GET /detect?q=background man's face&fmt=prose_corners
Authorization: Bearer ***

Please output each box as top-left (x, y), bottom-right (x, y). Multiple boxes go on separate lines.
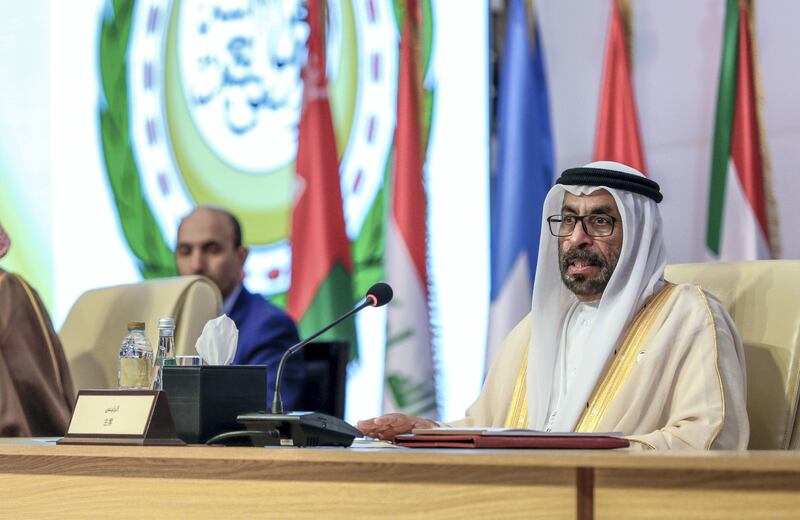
top-left (175, 208), bottom-right (247, 299)
top-left (557, 190), bottom-right (624, 301)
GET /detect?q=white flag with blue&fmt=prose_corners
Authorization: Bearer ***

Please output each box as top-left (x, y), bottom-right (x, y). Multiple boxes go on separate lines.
top-left (487, 0), bottom-right (554, 367)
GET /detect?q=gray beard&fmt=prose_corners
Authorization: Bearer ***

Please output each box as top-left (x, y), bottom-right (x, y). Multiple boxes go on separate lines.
top-left (558, 247), bottom-right (619, 297)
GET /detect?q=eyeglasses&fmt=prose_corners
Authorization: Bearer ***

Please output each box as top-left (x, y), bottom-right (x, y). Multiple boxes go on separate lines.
top-left (547, 214), bottom-right (618, 237)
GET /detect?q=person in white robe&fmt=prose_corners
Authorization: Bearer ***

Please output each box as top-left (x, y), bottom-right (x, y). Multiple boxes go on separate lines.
top-left (358, 161), bottom-right (749, 450)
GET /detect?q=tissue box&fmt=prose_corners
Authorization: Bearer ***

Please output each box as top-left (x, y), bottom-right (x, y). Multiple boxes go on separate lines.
top-left (162, 365), bottom-right (268, 444)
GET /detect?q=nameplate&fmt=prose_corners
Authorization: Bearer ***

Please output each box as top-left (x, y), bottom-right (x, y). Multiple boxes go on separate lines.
top-left (58, 390), bottom-right (185, 446)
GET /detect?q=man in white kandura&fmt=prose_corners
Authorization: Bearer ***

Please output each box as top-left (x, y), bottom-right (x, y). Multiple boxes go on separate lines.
top-left (358, 161), bottom-right (749, 450)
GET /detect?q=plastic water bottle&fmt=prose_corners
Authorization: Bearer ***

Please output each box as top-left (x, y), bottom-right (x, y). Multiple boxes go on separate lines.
top-left (118, 321), bottom-right (153, 389)
top-left (152, 317), bottom-right (176, 391)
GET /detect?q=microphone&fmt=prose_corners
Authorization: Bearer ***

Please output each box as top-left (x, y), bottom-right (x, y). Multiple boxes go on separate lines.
top-left (272, 281), bottom-right (392, 414)
top-left (235, 282), bottom-right (393, 447)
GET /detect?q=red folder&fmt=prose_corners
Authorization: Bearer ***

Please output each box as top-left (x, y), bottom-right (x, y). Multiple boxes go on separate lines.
top-left (393, 433), bottom-right (629, 449)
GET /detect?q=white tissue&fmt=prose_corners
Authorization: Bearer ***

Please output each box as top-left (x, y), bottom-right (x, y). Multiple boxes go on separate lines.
top-left (194, 315), bottom-right (239, 365)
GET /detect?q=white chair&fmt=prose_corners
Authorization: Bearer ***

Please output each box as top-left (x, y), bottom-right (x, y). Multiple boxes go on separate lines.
top-left (665, 260), bottom-right (800, 449)
top-left (59, 275), bottom-right (221, 392)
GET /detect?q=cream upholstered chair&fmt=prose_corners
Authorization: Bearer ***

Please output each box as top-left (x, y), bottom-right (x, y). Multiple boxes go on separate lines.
top-left (665, 260), bottom-right (800, 449)
top-left (59, 275), bottom-right (221, 393)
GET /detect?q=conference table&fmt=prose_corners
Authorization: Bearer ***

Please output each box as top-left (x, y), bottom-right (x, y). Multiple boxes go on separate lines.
top-left (1, 440), bottom-right (800, 519)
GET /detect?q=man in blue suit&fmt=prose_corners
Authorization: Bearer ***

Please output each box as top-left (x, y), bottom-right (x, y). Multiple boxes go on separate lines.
top-left (176, 206), bottom-right (304, 409)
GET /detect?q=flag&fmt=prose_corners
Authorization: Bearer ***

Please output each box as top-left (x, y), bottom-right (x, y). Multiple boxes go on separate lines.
top-left (287, 0), bottom-right (356, 352)
top-left (382, 0), bottom-right (437, 418)
top-left (486, 0), bottom-right (553, 367)
top-left (706, 0), bottom-right (779, 260)
top-left (594, 0), bottom-right (646, 173)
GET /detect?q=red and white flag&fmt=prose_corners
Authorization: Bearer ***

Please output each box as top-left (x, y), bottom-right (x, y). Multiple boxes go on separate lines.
top-left (382, 0), bottom-right (437, 418)
top-left (594, 0), bottom-right (647, 173)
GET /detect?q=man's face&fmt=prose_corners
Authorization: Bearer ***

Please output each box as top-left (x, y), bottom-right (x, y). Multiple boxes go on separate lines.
top-left (557, 190), bottom-right (623, 301)
top-left (175, 208), bottom-right (247, 299)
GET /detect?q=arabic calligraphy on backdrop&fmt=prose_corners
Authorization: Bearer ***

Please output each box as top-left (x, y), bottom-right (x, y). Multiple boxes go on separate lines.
top-left (180, 0), bottom-right (309, 171)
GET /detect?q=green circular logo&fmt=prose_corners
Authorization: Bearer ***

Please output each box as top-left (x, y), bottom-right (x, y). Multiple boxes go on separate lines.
top-left (105, 0), bottom-right (400, 292)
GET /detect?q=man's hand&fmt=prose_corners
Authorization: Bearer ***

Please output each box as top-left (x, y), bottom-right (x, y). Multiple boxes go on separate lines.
top-left (356, 413), bottom-right (438, 440)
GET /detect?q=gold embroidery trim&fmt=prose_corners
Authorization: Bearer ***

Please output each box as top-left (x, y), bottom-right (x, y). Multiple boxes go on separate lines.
top-left (15, 274), bottom-right (64, 392)
top-left (626, 437), bottom-right (656, 450)
top-left (503, 348), bottom-right (529, 428)
top-left (695, 286), bottom-right (725, 449)
top-left (575, 283), bottom-right (677, 432)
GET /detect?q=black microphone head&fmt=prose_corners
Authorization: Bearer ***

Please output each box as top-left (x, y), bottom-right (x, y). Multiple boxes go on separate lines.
top-left (366, 282), bottom-right (393, 307)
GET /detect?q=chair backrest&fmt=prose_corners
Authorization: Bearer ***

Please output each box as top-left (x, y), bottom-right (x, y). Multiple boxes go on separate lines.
top-left (665, 260), bottom-right (800, 449)
top-left (296, 341), bottom-right (348, 419)
top-left (59, 275), bottom-right (221, 393)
